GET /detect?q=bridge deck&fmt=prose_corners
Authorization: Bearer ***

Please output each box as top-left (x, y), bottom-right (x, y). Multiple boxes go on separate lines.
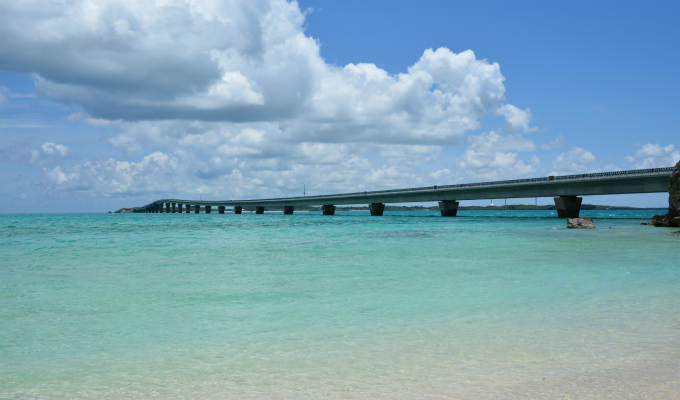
top-left (142, 167), bottom-right (673, 210)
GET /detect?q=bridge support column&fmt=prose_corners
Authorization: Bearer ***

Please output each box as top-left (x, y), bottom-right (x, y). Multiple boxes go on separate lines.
top-left (554, 196), bottom-right (582, 218)
top-left (438, 200), bottom-right (459, 217)
top-left (172, 203), bottom-right (177, 213)
top-left (234, 206), bottom-right (242, 214)
top-left (218, 206), bottom-right (225, 214)
top-left (165, 202), bottom-right (171, 213)
top-left (194, 205), bottom-right (200, 214)
top-left (369, 203), bottom-right (385, 216)
top-left (283, 206), bottom-right (294, 215)
top-left (177, 204), bottom-right (183, 213)
top-left (322, 205), bottom-right (336, 215)
top-left (205, 205), bottom-right (211, 214)
top-left (186, 204), bottom-right (191, 213)
top-left (256, 206), bottom-right (265, 214)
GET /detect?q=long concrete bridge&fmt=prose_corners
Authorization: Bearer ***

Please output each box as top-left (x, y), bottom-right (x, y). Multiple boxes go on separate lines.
top-left (133, 167), bottom-right (674, 218)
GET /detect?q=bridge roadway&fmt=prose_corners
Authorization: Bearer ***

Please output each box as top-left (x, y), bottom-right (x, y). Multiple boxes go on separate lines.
top-left (138, 167), bottom-right (674, 218)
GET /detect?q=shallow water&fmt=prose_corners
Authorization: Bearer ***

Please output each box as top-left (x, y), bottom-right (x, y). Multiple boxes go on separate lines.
top-left (1, 210), bottom-right (679, 399)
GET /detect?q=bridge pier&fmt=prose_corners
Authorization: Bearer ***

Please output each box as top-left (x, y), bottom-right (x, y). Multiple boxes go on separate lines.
top-left (186, 204), bottom-right (191, 213)
top-left (369, 203), bottom-right (385, 216)
top-left (205, 205), bottom-right (211, 214)
top-left (283, 206), bottom-right (294, 215)
top-left (554, 196), bottom-right (582, 218)
top-left (256, 206), bottom-right (265, 214)
top-left (171, 203), bottom-right (177, 213)
top-left (165, 202), bottom-right (170, 213)
top-left (218, 206), bottom-right (225, 214)
top-left (322, 204), bottom-right (336, 215)
top-left (194, 205), bottom-right (200, 214)
top-left (177, 203), bottom-right (183, 213)
top-left (438, 200), bottom-right (459, 217)
top-left (234, 206), bottom-right (242, 214)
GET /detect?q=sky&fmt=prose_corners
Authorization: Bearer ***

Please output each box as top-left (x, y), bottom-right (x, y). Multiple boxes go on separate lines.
top-left (0, 0), bottom-right (678, 212)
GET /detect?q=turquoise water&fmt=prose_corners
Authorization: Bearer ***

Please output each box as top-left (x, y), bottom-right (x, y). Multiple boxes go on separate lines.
top-left (1, 210), bottom-right (679, 399)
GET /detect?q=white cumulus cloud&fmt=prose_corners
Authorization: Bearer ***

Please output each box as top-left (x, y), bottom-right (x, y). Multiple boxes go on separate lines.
top-left (551, 147), bottom-right (596, 174)
top-left (1, 0), bottom-right (542, 201)
top-left (625, 143), bottom-right (679, 168)
top-left (41, 142), bottom-right (69, 157)
top-left (456, 131), bottom-right (538, 179)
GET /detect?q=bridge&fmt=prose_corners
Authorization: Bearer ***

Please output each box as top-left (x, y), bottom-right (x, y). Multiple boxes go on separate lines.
top-left (132, 167), bottom-right (674, 218)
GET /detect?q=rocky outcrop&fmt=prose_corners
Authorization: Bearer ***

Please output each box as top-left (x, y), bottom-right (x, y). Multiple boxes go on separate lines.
top-left (650, 160), bottom-right (680, 227)
top-left (567, 217), bottom-right (595, 229)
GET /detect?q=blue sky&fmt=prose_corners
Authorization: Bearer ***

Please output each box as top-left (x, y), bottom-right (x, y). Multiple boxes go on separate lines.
top-left (0, 0), bottom-right (678, 212)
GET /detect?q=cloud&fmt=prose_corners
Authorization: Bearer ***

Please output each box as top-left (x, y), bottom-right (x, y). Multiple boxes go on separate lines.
top-left (44, 166), bottom-right (79, 185)
top-left (3, 0), bottom-right (541, 201)
top-left (625, 143), bottom-right (679, 168)
top-left (498, 104), bottom-right (535, 132)
top-left (41, 142), bottom-right (69, 157)
top-left (379, 145), bottom-right (442, 166)
top-left (27, 142), bottom-right (70, 164)
top-left (429, 168), bottom-right (451, 180)
top-left (0, 86), bottom-right (8, 109)
top-left (540, 134), bottom-right (564, 150)
top-left (0, 2), bottom-right (529, 141)
top-left (551, 147), bottom-right (596, 174)
top-left (455, 131), bottom-right (538, 179)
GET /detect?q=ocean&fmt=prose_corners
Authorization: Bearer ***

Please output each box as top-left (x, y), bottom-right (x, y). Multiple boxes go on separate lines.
top-left (1, 210), bottom-right (679, 399)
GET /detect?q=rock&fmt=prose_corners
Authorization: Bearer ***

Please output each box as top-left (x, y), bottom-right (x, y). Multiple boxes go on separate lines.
top-left (650, 160), bottom-right (680, 227)
top-left (567, 217), bottom-right (595, 229)
top-left (640, 221), bottom-right (652, 225)
top-left (651, 214), bottom-right (670, 227)
top-left (670, 161), bottom-right (680, 219)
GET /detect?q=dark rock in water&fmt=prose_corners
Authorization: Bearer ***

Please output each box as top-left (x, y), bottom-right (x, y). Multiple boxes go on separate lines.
top-left (651, 214), bottom-right (671, 227)
top-left (649, 160), bottom-right (680, 227)
top-left (670, 161), bottom-right (680, 219)
top-left (640, 221), bottom-right (652, 225)
top-left (567, 217), bottom-right (595, 229)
